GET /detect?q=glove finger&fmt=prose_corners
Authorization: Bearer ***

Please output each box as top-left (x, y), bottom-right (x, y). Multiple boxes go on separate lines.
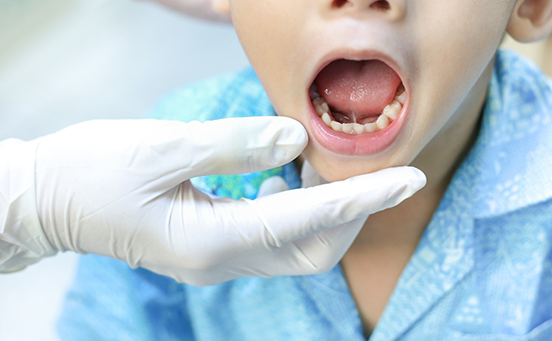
top-left (143, 116), bottom-right (307, 185)
top-left (244, 166), bottom-right (426, 247)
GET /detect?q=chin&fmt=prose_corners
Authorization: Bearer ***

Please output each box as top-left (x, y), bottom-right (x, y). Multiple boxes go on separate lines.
top-left (302, 144), bottom-right (408, 182)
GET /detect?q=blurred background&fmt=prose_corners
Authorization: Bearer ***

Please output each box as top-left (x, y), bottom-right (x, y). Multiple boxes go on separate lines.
top-left (502, 35), bottom-right (552, 76)
top-left (0, 1), bottom-right (550, 340)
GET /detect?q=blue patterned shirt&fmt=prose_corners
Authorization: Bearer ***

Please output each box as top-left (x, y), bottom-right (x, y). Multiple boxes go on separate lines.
top-left (58, 50), bottom-right (552, 341)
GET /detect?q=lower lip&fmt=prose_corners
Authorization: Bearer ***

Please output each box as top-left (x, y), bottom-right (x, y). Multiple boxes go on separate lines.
top-left (308, 101), bottom-right (408, 156)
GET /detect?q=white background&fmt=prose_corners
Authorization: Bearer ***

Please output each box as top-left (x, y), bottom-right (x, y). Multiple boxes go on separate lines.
top-left (0, 0), bottom-right (248, 340)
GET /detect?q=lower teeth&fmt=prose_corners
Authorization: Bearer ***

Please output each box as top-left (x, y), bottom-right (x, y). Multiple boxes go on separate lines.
top-left (311, 86), bottom-right (405, 134)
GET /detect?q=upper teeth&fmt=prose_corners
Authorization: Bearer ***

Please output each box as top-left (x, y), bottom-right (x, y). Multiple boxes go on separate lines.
top-left (311, 85), bottom-right (405, 134)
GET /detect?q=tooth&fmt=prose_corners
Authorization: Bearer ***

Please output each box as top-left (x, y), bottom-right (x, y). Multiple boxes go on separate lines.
top-left (315, 102), bottom-right (329, 116)
top-left (364, 122), bottom-right (376, 133)
top-left (353, 123), bottom-right (365, 134)
top-left (313, 97), bottom-right (329, 116)
top-left (342, 123), bottom-right (354, 134)
top-left (313, 96), bottom-right (324, 107)
top-left (330, 121), bottom-right (342, 132)
top-left (376, 115), bottom-right (389, 130)
top-left (315, 105), bottom-right (325, 116)
top-left (396, 92), bottom-right (405, 105)
top-left (321, 112), bottom-right (332, 126)
top-left (383, 100), bottom-right (401, 120)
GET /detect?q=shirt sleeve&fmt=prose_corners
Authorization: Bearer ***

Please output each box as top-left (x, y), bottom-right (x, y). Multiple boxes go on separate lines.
top-left (0, 138), bottom-right (56, 272)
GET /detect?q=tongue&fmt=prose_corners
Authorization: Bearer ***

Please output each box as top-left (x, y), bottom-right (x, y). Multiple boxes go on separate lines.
top-left (316, 59), bottom-right (401, 117)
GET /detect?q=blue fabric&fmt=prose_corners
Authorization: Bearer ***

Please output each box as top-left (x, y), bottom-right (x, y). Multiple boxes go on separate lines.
top-left (58, 50), bottom-right (552, 341)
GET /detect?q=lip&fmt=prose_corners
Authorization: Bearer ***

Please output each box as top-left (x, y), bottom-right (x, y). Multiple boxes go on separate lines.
top-left (306, 49), bottom-right (410, 156)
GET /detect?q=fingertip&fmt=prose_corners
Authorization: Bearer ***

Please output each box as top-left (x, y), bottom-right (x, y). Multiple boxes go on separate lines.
top-left (176, 116), bottom-right (309, 177)
top-left (404, 166), bottom-right (427, 191)
top-left (269, 117), bottom-right (308, 166)
top-left (275, 117), bottom-right (308, 147)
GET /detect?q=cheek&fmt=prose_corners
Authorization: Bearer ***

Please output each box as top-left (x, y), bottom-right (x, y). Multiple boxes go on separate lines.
top-left (409, 4), bottom-right (507, 135)
top-left (232, 2), bottom-right (299, 85)
top-left (232, 0), bottom-right (315, 123)
top-left (231, 2), bottom-right (283, 75)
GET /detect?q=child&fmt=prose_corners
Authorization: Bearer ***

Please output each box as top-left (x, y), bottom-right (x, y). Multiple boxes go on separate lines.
top-left (57, 0), bottom-right (552, 339)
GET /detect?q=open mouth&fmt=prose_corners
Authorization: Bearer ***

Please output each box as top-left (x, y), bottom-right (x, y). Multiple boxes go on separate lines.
top-left (308, 58), bottom-right (408, 155)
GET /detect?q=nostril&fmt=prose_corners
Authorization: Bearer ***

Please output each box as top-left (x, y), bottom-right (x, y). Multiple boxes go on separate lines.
top-left (333, 0), bottom-right (391, 11)
top-left (370, 0), bottom-right (391, 11)
top-left (332, 0), bottom-right (349, 8)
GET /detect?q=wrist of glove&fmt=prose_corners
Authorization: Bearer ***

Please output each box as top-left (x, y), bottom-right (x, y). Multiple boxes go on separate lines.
top-left (0, 138), bottom-right (56, 272)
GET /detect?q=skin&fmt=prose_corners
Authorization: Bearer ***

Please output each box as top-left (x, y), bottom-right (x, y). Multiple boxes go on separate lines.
top-left (215, 0), bottom-right (552, 335)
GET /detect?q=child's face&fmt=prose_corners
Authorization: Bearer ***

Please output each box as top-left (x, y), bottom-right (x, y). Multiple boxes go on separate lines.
top-left (229, 0), bottom-right (517, 181)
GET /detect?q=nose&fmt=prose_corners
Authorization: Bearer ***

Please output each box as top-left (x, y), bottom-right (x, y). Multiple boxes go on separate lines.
top-left (330, 0), bottom-right (406, 21)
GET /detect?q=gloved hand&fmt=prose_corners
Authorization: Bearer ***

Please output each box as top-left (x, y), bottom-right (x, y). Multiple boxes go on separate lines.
top-left (0, 117), bottom-right (425, 286)
top-left (145, 0), bottom-right (232, 23)
top-left (254, 159), bottom-right (368, 280)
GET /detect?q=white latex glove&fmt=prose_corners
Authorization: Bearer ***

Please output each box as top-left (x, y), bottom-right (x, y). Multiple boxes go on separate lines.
top-left (143, 0), bottom-right (232, 23)
top-left (253, 161), bottom-right (366, 278)
top-left (0, 117), bottom-right (425, 286)
top-left (253, 159), bottom-right (384, 279)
